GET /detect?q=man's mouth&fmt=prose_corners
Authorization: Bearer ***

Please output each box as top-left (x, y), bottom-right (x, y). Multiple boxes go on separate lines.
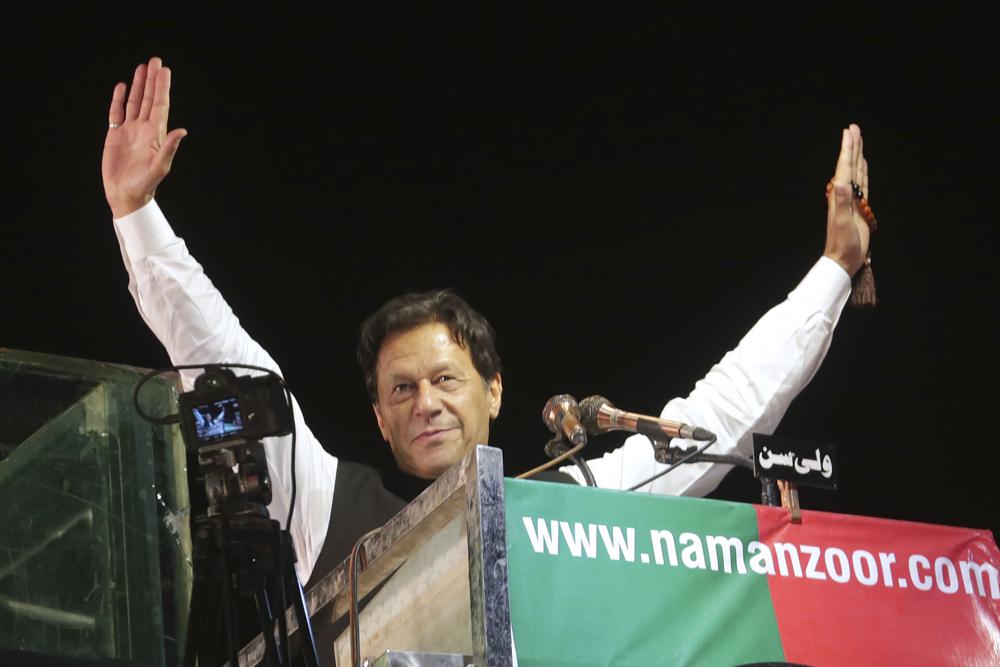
top-left (412, 427), bottom-right (457, 446)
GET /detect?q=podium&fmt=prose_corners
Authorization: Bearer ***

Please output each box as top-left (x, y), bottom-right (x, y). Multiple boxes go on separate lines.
top-left (253, 444), bottom-right (1000, 667)
top-left (239, 445), bottom-right (514, 667)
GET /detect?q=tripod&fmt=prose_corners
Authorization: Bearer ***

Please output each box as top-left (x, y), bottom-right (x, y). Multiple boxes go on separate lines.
top-left (183, 441), bottom-right (319, 667)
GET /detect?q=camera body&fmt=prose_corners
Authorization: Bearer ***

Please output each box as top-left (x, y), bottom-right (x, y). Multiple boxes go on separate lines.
top-left (177, 367), bottom-right (293, 450)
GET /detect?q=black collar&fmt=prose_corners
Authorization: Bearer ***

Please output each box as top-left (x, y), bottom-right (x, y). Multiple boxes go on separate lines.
top-left (380, 465), bottom-right (434, 502)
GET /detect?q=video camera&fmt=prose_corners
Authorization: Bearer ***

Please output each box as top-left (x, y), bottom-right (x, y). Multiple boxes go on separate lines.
top-left (177, 366), bottom-right (293, 450)
top-left (174, 366), bottom-right (294, 515)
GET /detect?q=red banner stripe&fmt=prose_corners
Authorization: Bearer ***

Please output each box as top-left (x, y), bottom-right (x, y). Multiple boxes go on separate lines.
top-left (754, 506), bottom-right (1000, 666)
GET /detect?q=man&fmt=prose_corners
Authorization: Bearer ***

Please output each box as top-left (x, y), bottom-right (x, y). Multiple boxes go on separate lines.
top-left (104, 56), bottom-right (869, 591)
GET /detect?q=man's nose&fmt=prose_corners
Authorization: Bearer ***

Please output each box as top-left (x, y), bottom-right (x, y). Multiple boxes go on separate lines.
top-left (413, 380), bottom-right (442, 415)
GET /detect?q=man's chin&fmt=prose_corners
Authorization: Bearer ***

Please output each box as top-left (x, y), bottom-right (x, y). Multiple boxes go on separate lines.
top-left (403, 443), bottom-right (470, 480)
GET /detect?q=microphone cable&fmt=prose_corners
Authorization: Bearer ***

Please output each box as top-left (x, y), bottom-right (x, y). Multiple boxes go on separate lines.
top-left (627, 435), bottom-right (718, 492)
top-left (515, 441), bottom-right (587, 479)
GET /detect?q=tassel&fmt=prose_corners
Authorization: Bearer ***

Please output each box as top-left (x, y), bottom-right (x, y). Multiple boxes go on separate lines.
top-left (849, 253), bottom-right (877, 308)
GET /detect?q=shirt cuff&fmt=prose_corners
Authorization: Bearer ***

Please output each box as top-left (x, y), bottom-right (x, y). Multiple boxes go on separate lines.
top-left (113, 199), bottom-right (178, 260)
top-left (788, 256), bottom-right (852, 320)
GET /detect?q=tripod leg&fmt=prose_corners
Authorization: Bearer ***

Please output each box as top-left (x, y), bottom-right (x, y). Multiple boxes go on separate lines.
top-left (273, 569), bottom-right (292, 666)
top-left (186, 527), bottom-right (226, 667)
top-left (282, 534), bottom-right (320, 667)
top-left (254, 588), bottom-right (283, 666)
top-left (214, 521), bottom-right (242, 667)
top-left (183, 556), bottom-right (209, 667)
top-left (287, 572), bottom-right (320, 667)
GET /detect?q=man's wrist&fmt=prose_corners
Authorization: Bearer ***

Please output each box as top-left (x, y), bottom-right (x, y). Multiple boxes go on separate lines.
top-left (109, 195), bottom-right (152, 221)
top-left (791, 256), bottom-right (853, 318)
top-left (113, 199), bottom-right (175, 260)
top-left (821, 243), bottom-right (866, 277)
top-left (822, 252), bottom-right (854, 277)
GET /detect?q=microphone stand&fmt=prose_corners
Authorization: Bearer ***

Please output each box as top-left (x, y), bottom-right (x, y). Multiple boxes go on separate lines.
top-left (650, 438), bottom-right (780, 506)
top-left (545, 436), bottom-right (597, 487)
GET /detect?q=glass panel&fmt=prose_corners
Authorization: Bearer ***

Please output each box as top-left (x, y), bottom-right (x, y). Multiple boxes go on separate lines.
top-left (0, 348), bottom-right (191, 667)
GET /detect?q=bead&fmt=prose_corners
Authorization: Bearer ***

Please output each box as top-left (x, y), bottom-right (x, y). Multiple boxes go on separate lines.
top-left (826, 181), bottom-right (877, 230)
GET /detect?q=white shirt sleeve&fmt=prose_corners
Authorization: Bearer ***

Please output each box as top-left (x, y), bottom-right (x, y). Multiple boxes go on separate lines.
top-left (563, 257), bottom-right (851, 496)
top-left (113, 200), bottom-right (336, 582)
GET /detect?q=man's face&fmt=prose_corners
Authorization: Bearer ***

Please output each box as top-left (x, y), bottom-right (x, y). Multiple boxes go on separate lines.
top-left (372, 322), bottom-right (502, 479)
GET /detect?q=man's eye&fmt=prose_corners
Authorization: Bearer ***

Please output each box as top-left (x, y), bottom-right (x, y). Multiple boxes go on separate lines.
top-left (435, 375), bottom-right (459, 387)
top-left (392, 383), bottom-right (413, 394)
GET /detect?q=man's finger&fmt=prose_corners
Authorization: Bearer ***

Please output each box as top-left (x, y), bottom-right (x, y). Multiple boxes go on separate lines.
top-left (832, 128), bottom-right (853, 186)
top-left (831, 181), bottom-right (853, 219)
top-left (152, 128), bottom-right (188, 179)
top-left (124, 63), bottom-right (145, 120)
top-left (108, 82), bottom-right (127, 127)
top-left (139, 57), bottom-right (162, 121)
top-left (860, 157), bottom-right (870, 200)
top-left (150, 67), bottom-right (172, 128)
top-left (851, 124), bottom-right (863, 185)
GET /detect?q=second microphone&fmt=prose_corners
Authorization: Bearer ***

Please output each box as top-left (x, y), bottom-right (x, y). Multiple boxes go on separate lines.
top-left (578, 395), bottom-right (716, 442)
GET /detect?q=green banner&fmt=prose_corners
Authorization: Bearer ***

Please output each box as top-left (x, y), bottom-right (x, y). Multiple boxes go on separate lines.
top-left (505, 479), bottom-right (784, 666)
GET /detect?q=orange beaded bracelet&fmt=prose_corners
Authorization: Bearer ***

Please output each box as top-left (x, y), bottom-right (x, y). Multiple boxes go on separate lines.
top-left (826, 180), bottom-right (878, 308)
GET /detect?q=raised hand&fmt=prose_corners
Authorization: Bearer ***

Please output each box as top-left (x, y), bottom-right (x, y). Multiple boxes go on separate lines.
top-left (102, 57), bottom-right (187, 219)
top-left (823, 123), bottom-right (872, 278)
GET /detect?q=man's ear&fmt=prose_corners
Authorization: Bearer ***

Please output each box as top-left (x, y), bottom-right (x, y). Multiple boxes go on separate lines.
top-left (487, 373), bottom-right (503, 420)
top-left (372, 402), bottom-right (390, 442)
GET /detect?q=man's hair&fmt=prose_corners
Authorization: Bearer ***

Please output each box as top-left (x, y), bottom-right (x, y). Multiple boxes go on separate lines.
top-left (357, 289), bottom-right (502, 403)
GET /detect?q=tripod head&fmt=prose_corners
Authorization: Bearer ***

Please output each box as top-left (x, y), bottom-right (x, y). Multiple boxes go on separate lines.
top-left (198, 438), bottom-right (273, 517)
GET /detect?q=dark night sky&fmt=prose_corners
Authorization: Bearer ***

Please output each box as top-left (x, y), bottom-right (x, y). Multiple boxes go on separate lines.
top-left (4, 6), bottom-right (997, 538)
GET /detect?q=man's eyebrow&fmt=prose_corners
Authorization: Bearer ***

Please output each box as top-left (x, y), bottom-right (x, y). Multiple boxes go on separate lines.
top-left (381, 369), bottom-right (413, 383)
top-left (383, 361), bottom-right (463, 381)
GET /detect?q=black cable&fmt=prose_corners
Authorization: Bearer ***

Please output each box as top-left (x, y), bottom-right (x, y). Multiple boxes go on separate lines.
top-left (283, 385), bottom-right (299, 536)
top-left (568, 453), bottom-right (598, 487)
top-left (275, 541), bottom-right (292, 667)
top-left (653, 441), bottom-right (753, 470)
top-left (132, 363), bottom-right (200, 424)
top-left (626, 436), bottom-right (718, 492)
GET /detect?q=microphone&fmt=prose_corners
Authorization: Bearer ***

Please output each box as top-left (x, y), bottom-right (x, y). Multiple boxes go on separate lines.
top-left (542, 394), bottom-right (587, 446)
top-left (578, 395), bottom-right (716, 442)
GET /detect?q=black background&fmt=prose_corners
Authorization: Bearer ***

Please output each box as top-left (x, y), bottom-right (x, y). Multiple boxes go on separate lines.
top-left (4, 5), bottom-right (997, 538)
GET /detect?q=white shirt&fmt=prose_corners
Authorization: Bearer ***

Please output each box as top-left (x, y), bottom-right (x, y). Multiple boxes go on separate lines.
top-left (114, 199), bottom-right (851, 582)
top-left (564, 254), bottom-right (850, 495)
